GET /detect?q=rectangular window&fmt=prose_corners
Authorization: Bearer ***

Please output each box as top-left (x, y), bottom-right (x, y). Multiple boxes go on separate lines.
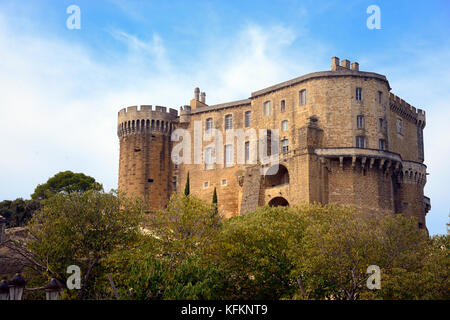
top-left (225, 114), bottom-right (233, 130)
top-left (378, 118), bottom-right (383, 130)
top-left (397, 118), bottom-right (403, 134)
top-left (266, 130), bottom-right (272, 156)
top-left (402, 202), bottom-right (408, 212)
top-left (205, 118), bottom-right (213, 131)
top-left (357, 115), bottom-right (364, 129)
top-left (204, 181), bottom-right (209, 188)
top-left (281, 120), bottom-right (289, 131)
top-left (221, 179), bottom-right (227, 186)
top-left (205, 147), bottom-right (214, 170)
top-left (282, 139), bottom-right (289, 153)
top-left (225, 144), bottom-right (233, 167)
top-left (264, 101), bottom-right (271, 116)
top-left (356, 87), bottom-right (362, 101)
top-left (245, 141), bottom-right (250, 162)
top-left (280, 100), bottom-right (286, 112)
top-left (299, 90), bottom-right (307, 105)
top-left (379, 139), bottom-right (386, 150)
top-left (356, 136), bottom-right (365, 148)
top-left (378, 91), bottom-right (382, 104)
top-left (244, 111), bottom-right (251, 127)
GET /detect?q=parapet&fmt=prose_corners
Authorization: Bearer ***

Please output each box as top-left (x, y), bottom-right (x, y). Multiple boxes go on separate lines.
top-left (118, 105), bottom-right (178, 123)
top-left (117, 105), bottom-right (179, 138)
top-left (389, 93), bottom-right (426, 126)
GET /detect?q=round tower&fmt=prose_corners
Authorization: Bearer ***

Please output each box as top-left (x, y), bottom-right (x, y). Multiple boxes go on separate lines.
top-left (117, 105), bottom-right (178, 210)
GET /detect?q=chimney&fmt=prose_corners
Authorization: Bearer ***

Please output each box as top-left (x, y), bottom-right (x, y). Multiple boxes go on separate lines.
top-left (331, 57), bottom-right (340, 71)
top-left (341, 59), bottom-right (350, 69)
top-left (351, 62), bottom-right (359, 71)
top-left (194, 87), bottom-right (200, 101)
top-left (200, 92), bottom-right (206, 104)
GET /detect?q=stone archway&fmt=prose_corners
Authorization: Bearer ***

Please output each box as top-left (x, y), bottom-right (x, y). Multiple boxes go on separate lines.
top-left (268, 197), bottom-right (289, 207)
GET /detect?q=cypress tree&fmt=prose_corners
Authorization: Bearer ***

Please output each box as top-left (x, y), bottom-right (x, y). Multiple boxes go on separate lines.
top-left (184, 172), bottom-right (190, 196)
top-left (212, 187), bottom-right (218, 216)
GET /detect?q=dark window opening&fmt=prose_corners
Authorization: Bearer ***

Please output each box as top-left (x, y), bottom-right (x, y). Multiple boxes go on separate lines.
top-left (148, 179), bottom-right (154, 183)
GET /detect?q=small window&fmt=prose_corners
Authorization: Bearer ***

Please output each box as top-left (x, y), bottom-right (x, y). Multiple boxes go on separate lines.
top-left (356, 87), bottom-right (362, 101)
top-left (402, 202), bottom-right (408, 212)
top-left (225, 144), bottom-right (233, 167)
top-left (356, 115), bottom-right (365, 129)
top-left (225, 114), bottom-right (233, 130)
top-left (281, 139), bottom-right (289, 153)
top-left (299, 90), bottom-right (307, 106)
top-left (281, 120), bottom-right (289, 132)
top-left (378, 118), bottom-right (383, 130)
top-left (244, 111), bottom-right (251, 127)
top-left (280, 100), bottom-right (286, 113)
top-left (397, 119), bottom-right (403, 134)
top-left (264, 101), bottom-right (271, 116)
top-left (174, 163), bottom-right (179, 170)
top-left (245, 141), bottom-right (250, 162)
top-left (221, 179), bottom-right (227, 186)
top-left (205, 118), bottom-right (213, 131)
top-left (204, 181), bottom-right (209, 188)
top-left (148, 179), bottom-right (154, 183)
top-left (379, 139), bottom-right (386, 150)
top-left (378, 91), bottom-right (382, 104)
top-left (356, 136), bottom-right (365, 148)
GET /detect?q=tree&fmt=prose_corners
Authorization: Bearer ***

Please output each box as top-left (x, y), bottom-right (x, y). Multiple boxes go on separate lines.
top-left (0, 198), bottom-right (41, 227)
top-left (148, 193), bottom-right (222, 262)
top-left (31, 171), bottom-right (103, 200)
top-left (24, 190), bottom-right (146, 299)
top-left (102, 193), bottom-right (223, 299)
top-left (184, 172), bottom-right (190, 196)
top-left (293, 207), bottom-right (430, 300)
top-left (212, 187), bottom-right (218, 217)
top-left (206, 205), bottom-right (307, 299)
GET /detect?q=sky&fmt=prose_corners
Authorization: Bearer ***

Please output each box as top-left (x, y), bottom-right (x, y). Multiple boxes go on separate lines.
top-left (0, 0), bottom-right (449, 235)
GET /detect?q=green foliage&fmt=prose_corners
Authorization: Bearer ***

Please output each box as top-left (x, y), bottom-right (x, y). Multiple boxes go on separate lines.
top-left (207, 205), bottom-right (307, 299)
top-left (102, 193), bottom-right (223, 299)
top-left (25, 190), bottom-right (146, 299)
top-left (31, 170), bottom-right (103, 200)
top-left (104, 239), bottom-right (222, 300)
top-left (294, 207), bottom-right (429, 300)
top-left (0, 198), bottom-right (41, 227)
top-left (184, 172), bottom-right (190, 196)
top-left (18, 191), bottom-right (449, 300)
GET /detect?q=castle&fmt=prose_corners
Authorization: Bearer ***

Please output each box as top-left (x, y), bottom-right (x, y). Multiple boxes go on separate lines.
top-left (117, 57), bottom-right (431, 230)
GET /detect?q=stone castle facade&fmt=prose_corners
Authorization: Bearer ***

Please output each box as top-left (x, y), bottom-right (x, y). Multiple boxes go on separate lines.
top-left (117, 57), bottom-right (431, 229)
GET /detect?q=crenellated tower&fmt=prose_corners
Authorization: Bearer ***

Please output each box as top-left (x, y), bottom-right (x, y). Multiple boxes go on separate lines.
top-left (117, 105), bottom-right (178, 210)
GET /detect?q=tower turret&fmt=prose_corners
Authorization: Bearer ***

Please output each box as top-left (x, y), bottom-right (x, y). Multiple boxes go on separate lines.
top-left (117, 105), bottom-right (178, 211)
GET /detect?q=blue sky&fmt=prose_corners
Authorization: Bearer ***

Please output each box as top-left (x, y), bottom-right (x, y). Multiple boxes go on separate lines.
top-left (0, 0), bottom-right (449, 235)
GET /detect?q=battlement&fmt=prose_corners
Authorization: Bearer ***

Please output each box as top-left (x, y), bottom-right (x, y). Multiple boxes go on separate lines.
top-left (389, 93), bottom-right (426, 125)
top-left (118, 105), bottom-right (178, 119)
top-left (117, 105), bottom-right (178, 138)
